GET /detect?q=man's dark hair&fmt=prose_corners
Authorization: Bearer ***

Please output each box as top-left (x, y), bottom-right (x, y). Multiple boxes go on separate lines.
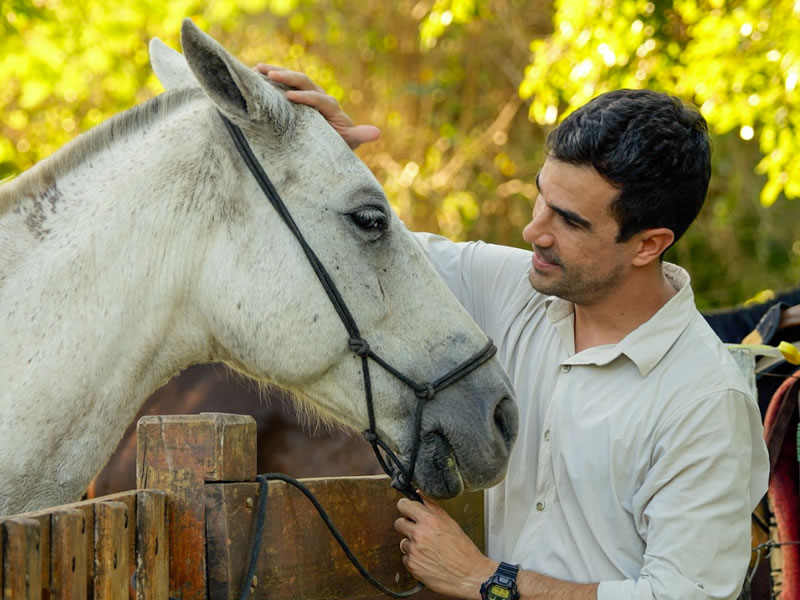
top-left (546, 89), bottom-right (711, 248)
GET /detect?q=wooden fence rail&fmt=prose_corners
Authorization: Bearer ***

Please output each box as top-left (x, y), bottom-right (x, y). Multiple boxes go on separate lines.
top-left (1, 413), bottom-right (483, 599)
top-left (0, 489), bottom-right (168, 599)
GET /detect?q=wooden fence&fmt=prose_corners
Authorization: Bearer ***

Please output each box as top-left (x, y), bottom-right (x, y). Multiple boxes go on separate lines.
top-left (1, 413), bottom-right (484, 599)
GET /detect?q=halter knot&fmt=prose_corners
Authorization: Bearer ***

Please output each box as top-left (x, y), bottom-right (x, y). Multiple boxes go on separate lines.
top-left (362, 431), bottom-right (378, 443)
top-left (415, 383), bottom-right (436, 400)
top-left (391, 471), bottom-right (409, 490)
top-left (348, 337), bottom-right (371, 357)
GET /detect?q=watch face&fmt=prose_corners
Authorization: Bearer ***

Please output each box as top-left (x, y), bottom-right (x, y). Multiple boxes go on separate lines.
top-left (487, 583), bottom-right (511, 599)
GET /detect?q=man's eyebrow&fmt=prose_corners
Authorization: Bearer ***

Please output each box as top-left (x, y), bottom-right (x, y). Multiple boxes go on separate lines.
top-left (536, 170), bottom-right (593, 231)
top-left (551, 204), bottom-right (593, 231)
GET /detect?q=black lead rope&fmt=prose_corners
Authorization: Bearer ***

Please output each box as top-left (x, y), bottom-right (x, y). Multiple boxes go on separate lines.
top-left (218, 112), bottom-right (497, 598)
top-left (238, 474), bottom-right (423, 600)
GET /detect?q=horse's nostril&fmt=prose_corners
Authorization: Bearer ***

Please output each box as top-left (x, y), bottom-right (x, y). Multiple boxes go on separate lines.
top-left (494, 397), bottom-right (514, 446)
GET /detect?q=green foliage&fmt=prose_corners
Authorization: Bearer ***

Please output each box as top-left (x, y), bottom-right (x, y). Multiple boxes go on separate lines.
top-left (519, 0), bottom-right (800, 210)
top-left (420, 0), bottom-right (800, 308)
top-left (1, 0), bottom-right (799, 308)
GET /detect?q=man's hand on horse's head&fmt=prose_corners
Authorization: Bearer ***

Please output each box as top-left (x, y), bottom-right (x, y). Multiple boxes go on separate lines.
top-left (255, 63), bottom-right (381, 150)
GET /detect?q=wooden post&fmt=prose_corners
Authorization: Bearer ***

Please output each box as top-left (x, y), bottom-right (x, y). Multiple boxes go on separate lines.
top-left (136, 413), bottom-right (256, 600)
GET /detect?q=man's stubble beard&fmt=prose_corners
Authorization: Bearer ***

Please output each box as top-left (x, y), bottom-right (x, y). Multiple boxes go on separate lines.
top-left (528, 260), bottom-right (627, 306)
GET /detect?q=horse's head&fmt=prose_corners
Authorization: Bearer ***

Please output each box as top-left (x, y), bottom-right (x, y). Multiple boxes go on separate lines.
top-left (149, 20), bottom-right (518, 498)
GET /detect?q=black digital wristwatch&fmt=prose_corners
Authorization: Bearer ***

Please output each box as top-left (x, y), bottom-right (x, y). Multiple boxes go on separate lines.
top-left (480, 561), bottom-right (520, 600)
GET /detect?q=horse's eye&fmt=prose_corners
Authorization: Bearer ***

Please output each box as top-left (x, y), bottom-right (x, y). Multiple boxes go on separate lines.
top-left (349, 207), bottom-right (388, 231)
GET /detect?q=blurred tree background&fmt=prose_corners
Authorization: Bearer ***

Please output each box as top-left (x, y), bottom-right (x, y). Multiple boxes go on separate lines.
top-left (2, 0), bottom-right (799, 309)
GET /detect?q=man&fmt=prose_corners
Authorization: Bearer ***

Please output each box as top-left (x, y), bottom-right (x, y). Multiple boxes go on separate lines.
top-left (257, 65), bottom-right (769, 600)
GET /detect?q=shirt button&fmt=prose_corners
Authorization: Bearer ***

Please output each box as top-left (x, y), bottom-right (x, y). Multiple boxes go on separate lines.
top-left (560, 364), bottom-right (571, 373)
top-left (536, 501), bottom-right (545, 511)
top-left (544, 429), bottom-right (551, 442)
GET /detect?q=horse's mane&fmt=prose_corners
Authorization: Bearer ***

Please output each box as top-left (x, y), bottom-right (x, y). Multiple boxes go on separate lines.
top-left (0, 87), bottom-right (206, 213)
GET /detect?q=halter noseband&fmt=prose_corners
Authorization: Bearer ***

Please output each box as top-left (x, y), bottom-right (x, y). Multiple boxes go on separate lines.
top-left (219, 112), bottom-right (497, 500)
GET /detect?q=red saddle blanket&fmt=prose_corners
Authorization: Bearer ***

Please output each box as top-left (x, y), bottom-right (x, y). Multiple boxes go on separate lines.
top-left (762, 368), bottom-right (800, 598)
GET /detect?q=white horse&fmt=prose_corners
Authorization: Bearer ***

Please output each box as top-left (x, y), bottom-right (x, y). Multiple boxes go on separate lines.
top-left (0, 19), bottom-right (517, 516)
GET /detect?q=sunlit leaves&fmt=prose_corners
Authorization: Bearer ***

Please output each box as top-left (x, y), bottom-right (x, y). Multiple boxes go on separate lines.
top-left (519, 0), bottom-right (800, 207)
top-left (4, 0), bottom-right (800, 306)
top-left (419, 0), bottom-right (490, 50)
top-left (0, 0), bottom-right (311, 179)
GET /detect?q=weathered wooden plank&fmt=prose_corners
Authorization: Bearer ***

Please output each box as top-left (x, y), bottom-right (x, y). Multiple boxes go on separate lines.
top-left (0, 514), bottom-right (4, 598)
top-left (136, 413), bottom-right (256, 600)
top-left (134, 491), bottom-right (168, 600)
top-left (8, 489), bottom-right (140, 599)
top-left (25, 515), bottom-right (49, 599)
top-left (2, 518), bottom-right (41, 600)
top-left (93, 501), bottom-right (129, 600)
top-left (99, 493), bottom-right (136, 599)
top-left (75, 504), bottom-right (95, 599)
top-left (50, 509), bottom-right (88, 600)
top-left (205, 475), bottom-right (484, 600)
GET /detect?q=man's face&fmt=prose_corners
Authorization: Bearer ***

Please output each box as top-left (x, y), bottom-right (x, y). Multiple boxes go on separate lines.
top-left (522, 158), bottom-right (635, 305)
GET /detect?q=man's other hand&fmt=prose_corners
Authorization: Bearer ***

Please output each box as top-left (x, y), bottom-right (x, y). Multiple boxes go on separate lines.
top-left (255, 63), bottom-right (381, 150)
top-left (394, 492), bottom-right (496, 599)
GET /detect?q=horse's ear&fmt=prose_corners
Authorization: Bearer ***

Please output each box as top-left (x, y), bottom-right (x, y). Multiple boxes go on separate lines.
top-left (149, 38), bottom-right (198, 90)
top-left (180, 18), bottom-right (285, 123)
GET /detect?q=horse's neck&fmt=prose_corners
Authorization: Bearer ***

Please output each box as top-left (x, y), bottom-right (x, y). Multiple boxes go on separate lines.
top-left (0, 100), bottom-right (222, 514)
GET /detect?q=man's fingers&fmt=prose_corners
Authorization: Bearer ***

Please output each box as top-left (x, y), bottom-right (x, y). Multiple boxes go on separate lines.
top-left (397, 497), bottom-right (430, 521)
top-left (255, 63), bottom-right (286, 72)
top-left (350, 125), bottom-right (381, 144)
top-left (255, 63), bottom-right (286, 74)
top-left (285, 90), bottom-right (340, 114)
top-left (253, 63), bottom-right (381, 150)
top-left (394, 516), bottom-right (414, 537)
top-left (264, 68), bottom-right (324, 93)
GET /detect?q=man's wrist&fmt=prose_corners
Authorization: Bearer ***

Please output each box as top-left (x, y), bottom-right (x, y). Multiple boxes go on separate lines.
top-left (465, 558), bottom-right (498, 600)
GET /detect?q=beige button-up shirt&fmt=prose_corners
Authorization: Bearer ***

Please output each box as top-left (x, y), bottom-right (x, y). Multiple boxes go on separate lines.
top-left (413, 232), bottom-right (769, 600)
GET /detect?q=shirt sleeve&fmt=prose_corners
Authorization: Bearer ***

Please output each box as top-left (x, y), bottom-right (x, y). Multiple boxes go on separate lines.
top-left (597, 389), bottom-right (768, 600)
top-left (408, 231), bottom-right (533, 336)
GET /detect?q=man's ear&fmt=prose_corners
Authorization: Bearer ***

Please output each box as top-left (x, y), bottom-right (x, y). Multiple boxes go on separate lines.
top-left (631, 227), bottom-right (675, 266)
top-left (149, 37), bottom-right (198, 90)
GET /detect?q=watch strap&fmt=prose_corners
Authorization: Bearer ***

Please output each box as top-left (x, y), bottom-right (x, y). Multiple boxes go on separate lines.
top-left (496, 562), bottom-right (519, 578)
top-left (480, 561), bottom-right (520, 600)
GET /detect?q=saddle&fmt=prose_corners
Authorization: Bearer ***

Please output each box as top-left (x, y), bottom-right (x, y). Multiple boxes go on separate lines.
top-left (742, 302), bottom-right (800, 599)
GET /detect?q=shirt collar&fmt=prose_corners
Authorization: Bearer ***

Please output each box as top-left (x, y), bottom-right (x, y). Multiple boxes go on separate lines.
top-left (544, 263), bottom-right (695, 377)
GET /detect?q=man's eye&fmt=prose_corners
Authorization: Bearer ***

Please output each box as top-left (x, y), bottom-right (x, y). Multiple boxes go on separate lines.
top-left (349, 208), bottom-right (388, 231)
top-left (562, 215), bottom-right (579, 228)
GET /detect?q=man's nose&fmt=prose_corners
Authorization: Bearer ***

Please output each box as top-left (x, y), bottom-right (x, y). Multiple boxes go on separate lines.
top-left (522, 199), bottom-right (553, 246)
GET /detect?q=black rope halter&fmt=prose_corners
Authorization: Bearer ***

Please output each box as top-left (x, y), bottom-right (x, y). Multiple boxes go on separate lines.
top-left (219, 112), bottom-right (497, 598)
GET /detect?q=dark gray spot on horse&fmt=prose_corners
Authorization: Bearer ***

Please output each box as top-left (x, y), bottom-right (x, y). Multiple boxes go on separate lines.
top-left (24, 182), bottom-right (62, 240)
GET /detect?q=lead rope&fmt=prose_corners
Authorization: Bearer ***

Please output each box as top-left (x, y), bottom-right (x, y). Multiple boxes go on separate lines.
top-left (238, 474), bottom-right (424, 600)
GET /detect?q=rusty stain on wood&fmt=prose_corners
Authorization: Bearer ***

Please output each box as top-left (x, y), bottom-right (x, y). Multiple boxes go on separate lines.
top-left (205, 475), bottom-right (483, 600)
